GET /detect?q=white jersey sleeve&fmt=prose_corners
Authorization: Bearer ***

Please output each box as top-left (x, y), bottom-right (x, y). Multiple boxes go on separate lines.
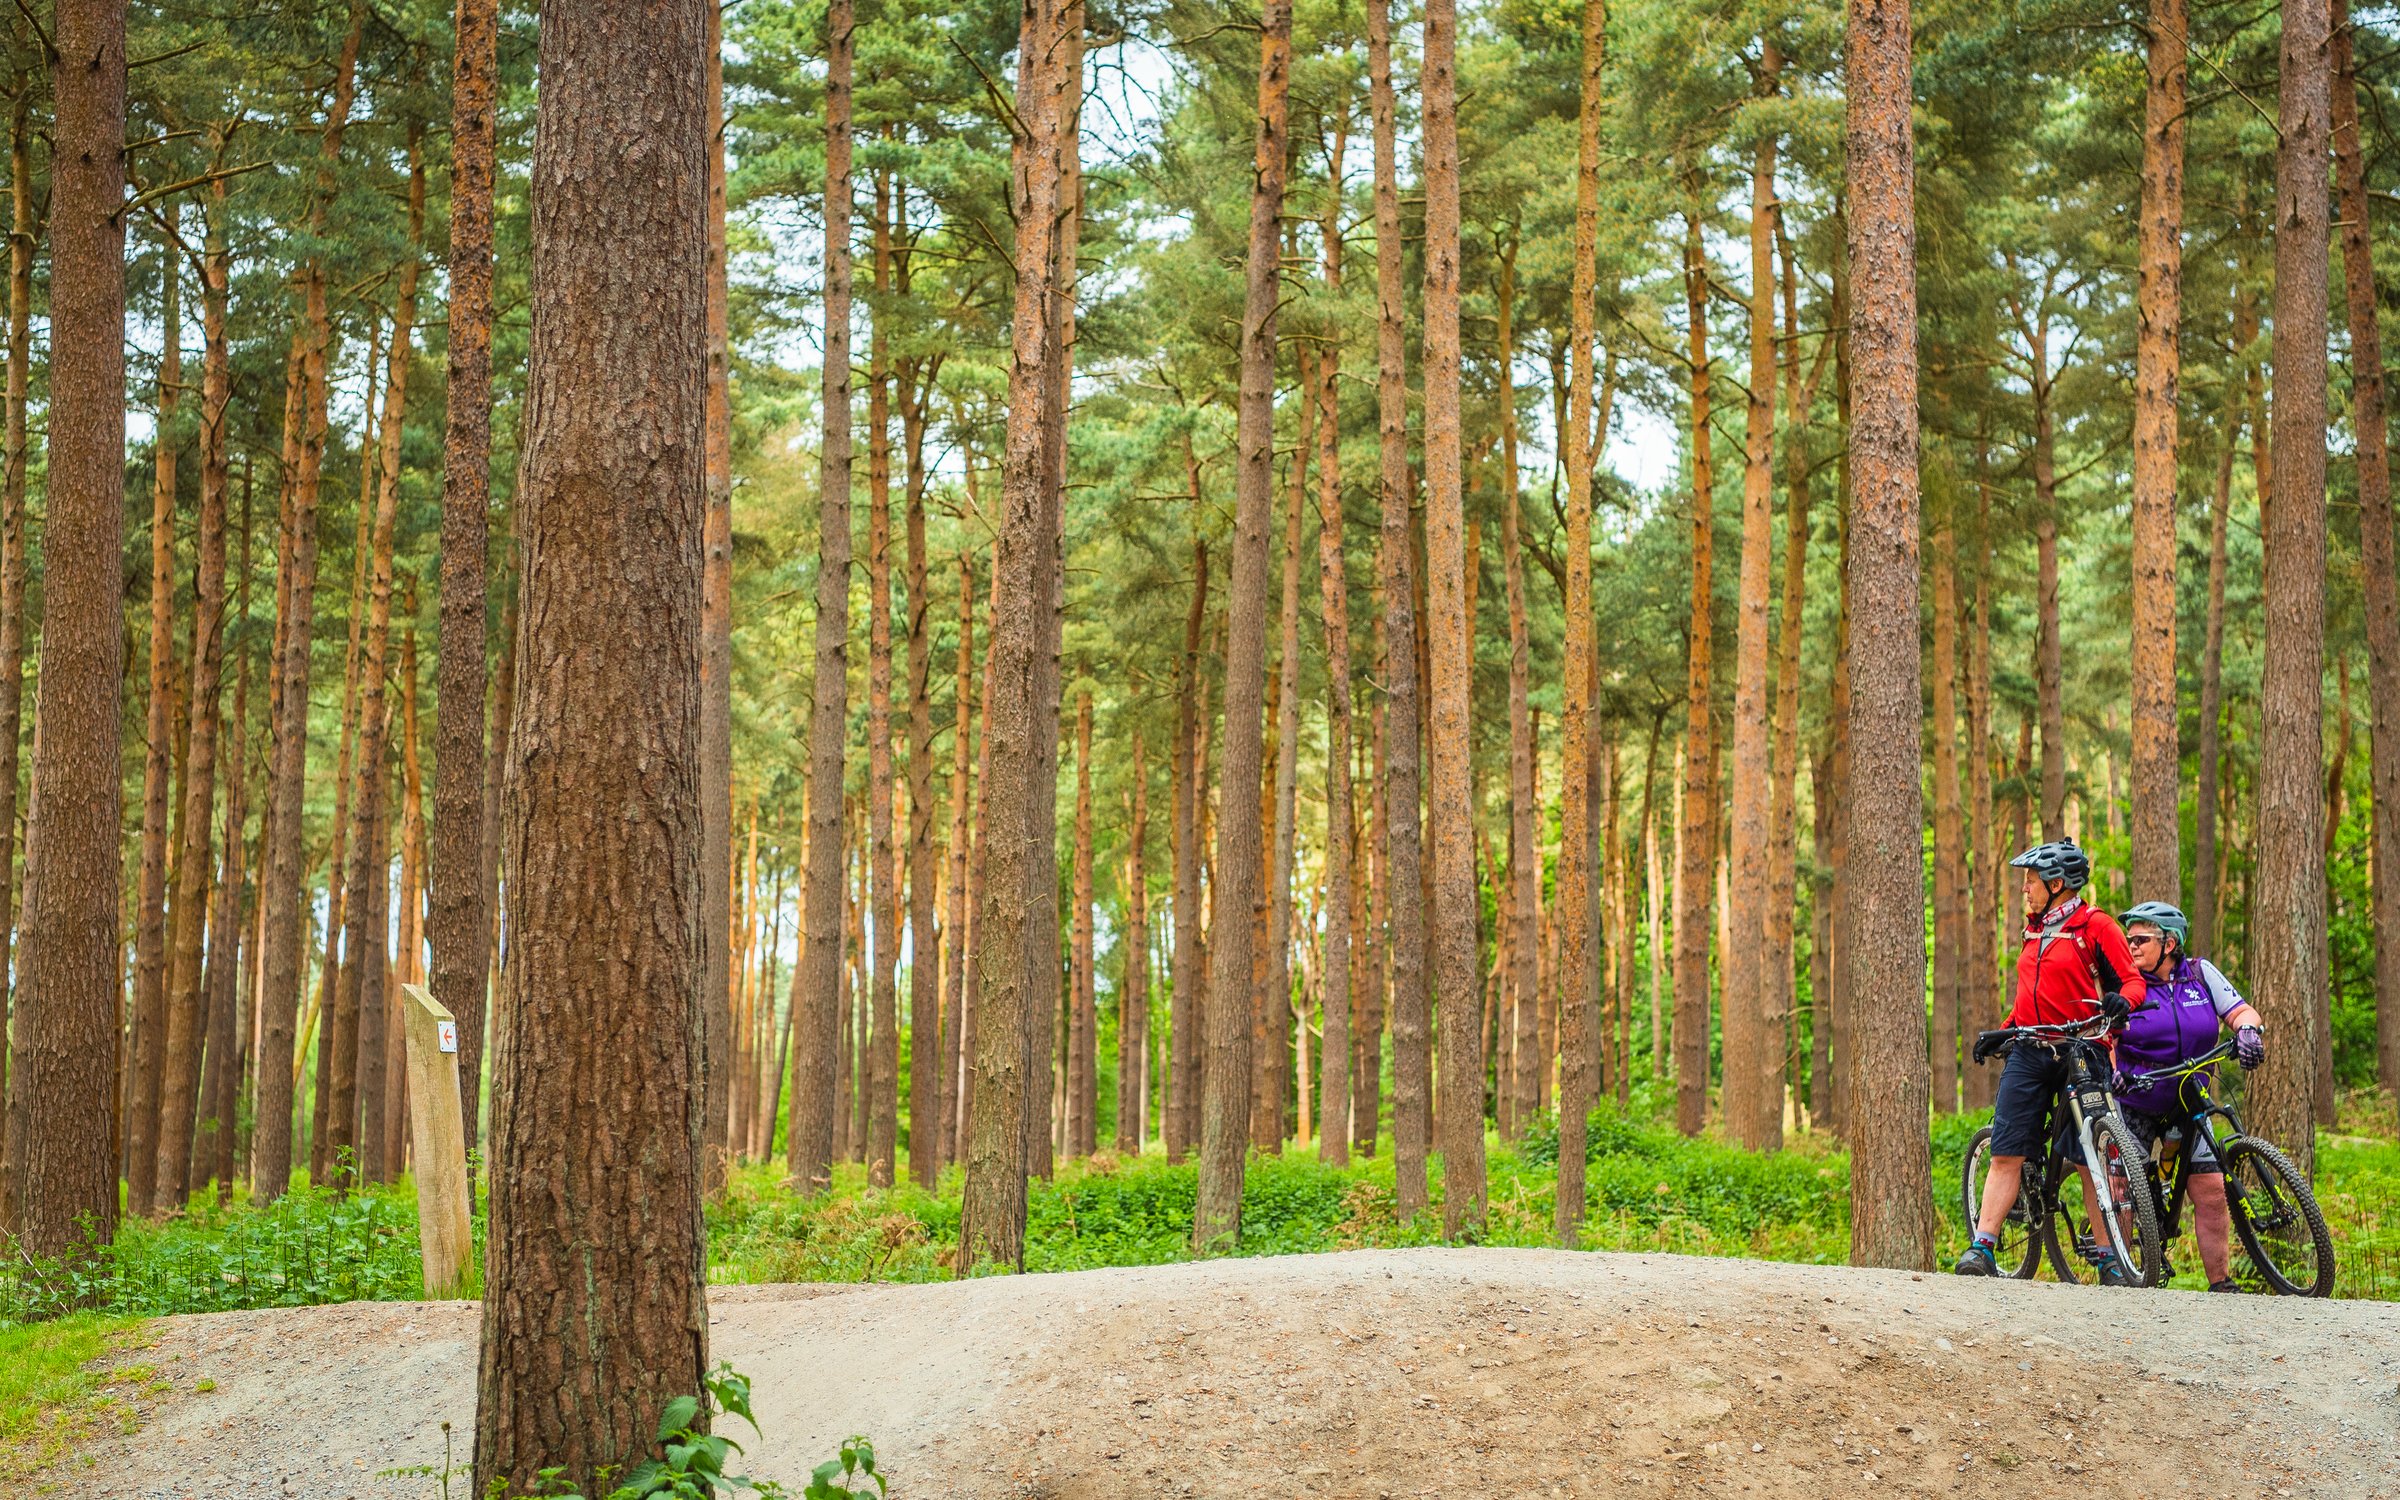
top-left (2196, 958), bottom-right (2246, 1019)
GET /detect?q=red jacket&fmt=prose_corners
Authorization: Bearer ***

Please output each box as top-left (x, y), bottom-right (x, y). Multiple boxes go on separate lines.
top-left (2008, 900), bottom-right (2147, 1028)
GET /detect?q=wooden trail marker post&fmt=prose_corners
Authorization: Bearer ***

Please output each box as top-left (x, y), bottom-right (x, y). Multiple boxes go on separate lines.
top-left (399, 983), bottom-right (476, 1297)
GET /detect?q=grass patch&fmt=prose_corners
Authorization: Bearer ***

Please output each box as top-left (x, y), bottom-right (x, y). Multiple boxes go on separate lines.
top-left (0, 1314), bottom-right (147, 1483)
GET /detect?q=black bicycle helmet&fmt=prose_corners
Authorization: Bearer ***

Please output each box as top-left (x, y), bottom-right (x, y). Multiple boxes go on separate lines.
top-left (2008, 838), bottom-right (2091, 890)
top-left (2119, 900), bottom-right (2189, 949)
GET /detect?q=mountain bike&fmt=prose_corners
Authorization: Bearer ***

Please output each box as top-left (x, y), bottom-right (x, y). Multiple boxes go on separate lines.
top-left (1962, 1013), bottom-right (2165, 1287)
top-left (2114, 1039), bottom-right (2336, 1296)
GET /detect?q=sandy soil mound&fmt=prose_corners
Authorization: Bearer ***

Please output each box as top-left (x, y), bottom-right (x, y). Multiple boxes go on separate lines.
top-left (73, 1247), bottom-right (2400, 1498)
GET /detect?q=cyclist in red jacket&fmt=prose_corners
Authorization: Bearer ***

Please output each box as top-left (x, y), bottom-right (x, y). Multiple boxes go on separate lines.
top-left (1956, 838), bottom-right (2147, 1282)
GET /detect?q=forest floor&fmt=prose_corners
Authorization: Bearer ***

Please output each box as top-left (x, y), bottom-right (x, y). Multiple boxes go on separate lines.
top-left (67, 1246), bottom-right (2400, 1499)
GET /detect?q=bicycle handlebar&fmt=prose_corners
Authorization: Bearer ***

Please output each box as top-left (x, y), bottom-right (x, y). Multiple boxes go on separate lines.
top-left (2113, 1036), bottom-right (2237, 1091)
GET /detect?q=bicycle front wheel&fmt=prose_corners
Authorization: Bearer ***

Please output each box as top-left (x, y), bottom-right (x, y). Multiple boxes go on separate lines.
top-left (2223, 1136), bottom-right (2336, 1297)
top-left (1962, 1125), bottom-right (2042, 1279)
top-left (2092, 1112), bottom-right (2166, 1287)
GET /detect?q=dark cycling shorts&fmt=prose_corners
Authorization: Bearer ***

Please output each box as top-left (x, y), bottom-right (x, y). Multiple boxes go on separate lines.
top-left (2120, 1107), bottom-right (2221, 1176)
top-left (1991, 1042), bottom-right (2078, 1159)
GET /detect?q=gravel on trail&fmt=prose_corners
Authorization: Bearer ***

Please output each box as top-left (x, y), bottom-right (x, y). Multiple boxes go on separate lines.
top-left (69, 1247), bottom-right (2400, 1499)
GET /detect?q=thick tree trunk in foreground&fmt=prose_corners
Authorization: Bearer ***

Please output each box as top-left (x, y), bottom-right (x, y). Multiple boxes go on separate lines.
top-left (2333, 0), bottom-right (2400, 1091)
top-left (472, 0), bottom-right (712, 1484)
top-left (254, 3), bottom-right (365, 1201)
top-left (2128, 0), bottom-right (2186, 903)
top-left (2249, 0), bottom-right (2333, 1173)
top-left (1675, 198), bottom-right (1716, 1138)
top-left (1842, 0), bottom-right (1936, 1270)
top-left (794, 0), bottom-right (854, 1194)
top-left (434, 0), bottom-right (499, 1163)
top-left (1421, 0), bottom-right (1484, 1239)
top-left (1196, 0), bottom-right (1291, 1250)
top-left (13, 0), bottom-right (126, 1263)
top-left (958, 0), bottom-right (1071, 1273)
top-left (1554, 0), bottom-right (1605, 1245)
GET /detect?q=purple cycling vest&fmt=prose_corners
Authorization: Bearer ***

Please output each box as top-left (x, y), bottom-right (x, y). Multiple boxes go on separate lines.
top-left (2113, 955), bottom-right (2238, 1116)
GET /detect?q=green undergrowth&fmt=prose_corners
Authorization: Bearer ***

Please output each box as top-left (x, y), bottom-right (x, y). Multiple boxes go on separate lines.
top-left (706, 1103), bottom-right (1870, 1283)
top-left (0, 1313), bottom-right (148, 1484)
top-left (3, 1176), bottom-right (467, 1326)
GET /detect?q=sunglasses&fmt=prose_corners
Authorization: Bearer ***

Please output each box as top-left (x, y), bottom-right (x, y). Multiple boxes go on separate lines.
top-left (2127, 934), bottom-right (2164, 948)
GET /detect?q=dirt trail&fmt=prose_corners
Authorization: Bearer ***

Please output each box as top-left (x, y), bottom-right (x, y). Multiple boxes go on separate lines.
top-left (72, 1247), bottom-right (2400, 1498)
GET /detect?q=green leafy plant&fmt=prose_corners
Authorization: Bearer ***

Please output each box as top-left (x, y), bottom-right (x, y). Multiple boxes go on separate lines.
top-left (800, 1437), bottom-right (881, 1499)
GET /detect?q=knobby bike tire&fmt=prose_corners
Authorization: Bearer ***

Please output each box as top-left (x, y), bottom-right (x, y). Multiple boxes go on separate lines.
top-left (2094, 1111), bottom-right (2166, 1286)
top-left (2223, 1136), bottom-right (2336, 1297)
top-left (1961, 1126), bottom-right (2043, 1280)
top-left (2044, 1116), bottom-right (2165, 1286)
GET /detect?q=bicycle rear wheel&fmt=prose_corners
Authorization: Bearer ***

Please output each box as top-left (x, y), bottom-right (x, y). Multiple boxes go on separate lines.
top-left (2223, 1137), bottom-right (2336, 1297)
top-left (1962, 1126), bottom-right (2042, 1279)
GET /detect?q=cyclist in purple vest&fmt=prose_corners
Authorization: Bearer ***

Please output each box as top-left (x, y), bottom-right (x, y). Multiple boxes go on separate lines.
top-left (2114, 900), bottom-right (2266, 1292)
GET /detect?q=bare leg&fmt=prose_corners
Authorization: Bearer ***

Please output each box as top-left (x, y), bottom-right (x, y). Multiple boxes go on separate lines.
top-left (2189, 1173), bottom-right (2233, 1282)
top-left (1975, 1156), bottom-right (2024, 1239)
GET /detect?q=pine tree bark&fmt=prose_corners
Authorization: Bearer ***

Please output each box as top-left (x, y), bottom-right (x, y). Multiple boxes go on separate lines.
top-left (1843, 0), bottom-right (1935, 1269)
top-left (1420, 0), bottom-right (1483, 1237)
top-left (1497, 237), bottom-right (1539, 1141)
top-left (2194, 279), bottom-right (2255, 958)
top-left (1368, 0), bottom-right (1428, 1215)
top-left (128, 215), bottom-right (182, 1218)
top-left (1257, 369), bottom-right (1309, 1153)
top-left (864, 162), bottom-right (900, 1187)
top-left (254, 3), bottom-right (365, 1201)
top-left (1314, 178), bottom-right (1356, 1162)
top-left (939, 551), bottom-right (975, 1168)
top-left (1195, 0), bottom-right (1291, 1249)
top-left (1675, 194), bottom-right (1717, 1138)
top-left (2128, 0), bottom-right (2186, 902)
top-left (794, 0), bottom-right (854, 1195)
top-left (1725, 54), bottom-right (1780, 1150)
top-left (1964, 461), bottom-right (1999, 1110)
top-left (903, 361), bottom-right (941, 1185)
top-left (333, 153), bottom-right (422, 1186)
top-left (156, 190), bottom-right (234, 1210)
top-left (434, 0), bottom-right (499, 1165)
top-left (958, 0), bottom-right (1071, 1272)
top-left (1168, 531), bottom-right (1207, 1161)
top-left (2029, 312), bottom-right (2065, 840)
top-left (696, 2), bottom-right (735, 1194)
top-left (0, 80), bottom-right (35, 1227)
top-left (1119, 729), bottom-right (1150, 1153)
top-left (1763, 207), bottom-right (1811, 1137)
top-left (2332, 0), bottom-right (2400, 1091)
top-left (1554, 0), bottom-right (1605, 1244)
top-left (197, 465), bottom-right (254, 1198)
top-left (1929, 483), bottom-right (1962, 1114)
top-left (473, 0), bottom-right (711, 1479)
top-left (13, 0), bottom-right (125, 1262)
top-left (1069, 691), bottom-right (1097, 1156)
top-left (2250, 0), bottom-right (2333, 1170)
